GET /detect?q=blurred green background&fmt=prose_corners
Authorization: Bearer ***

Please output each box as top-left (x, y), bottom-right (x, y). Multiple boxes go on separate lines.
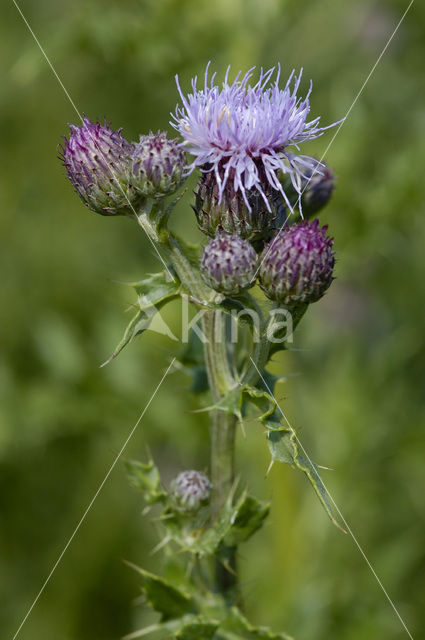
top-left (1, 0), bottom-right (424, 638)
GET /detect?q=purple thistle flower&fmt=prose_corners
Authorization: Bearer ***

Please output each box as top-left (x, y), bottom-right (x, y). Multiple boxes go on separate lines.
top-left (60, 116), bottom-right (136, 216)
top-left (201, 233), bottom-right (258, 295)
top-left (172, 64), bottom-right (340, 212)
top-left (259, 219), bottom-right (335, 305)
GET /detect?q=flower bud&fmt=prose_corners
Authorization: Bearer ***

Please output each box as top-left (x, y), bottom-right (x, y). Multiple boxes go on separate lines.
top-left (194, 171), bottom-right (287, 245)
top-left (259, 219), bottom-right (335, 305)
top-left (201, 233), bottom-right (258, 296)
top-left (61, 117), bottom-right (135, 216)
top-left (172, 470), bottom-right (211, 511)
top-left (131, 132), bottom-right (185, 198)
top-left (300, 162), bottom-right (335, 217)
top-left (280, 160), bottom-right (335, 217)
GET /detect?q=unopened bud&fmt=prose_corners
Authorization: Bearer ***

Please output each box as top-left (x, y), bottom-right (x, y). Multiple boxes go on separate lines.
top-left (259, 219), bottom-right (335, 305)
top-left (172, 470), bottom-right (211, 510)
top-left (61, 117), bottom-right (135, 216)
top-left (201, 233), bottom-right (258, 295)
top-left (131, 132), bottom-right (185, 198)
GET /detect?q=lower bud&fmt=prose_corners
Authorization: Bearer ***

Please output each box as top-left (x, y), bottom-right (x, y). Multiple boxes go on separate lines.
top-left (201, 233), bottom-right (258, 296)
top-left (259, 219), bottom-right (335, 305)
top-left (172, 470), bottom-right (211, 511)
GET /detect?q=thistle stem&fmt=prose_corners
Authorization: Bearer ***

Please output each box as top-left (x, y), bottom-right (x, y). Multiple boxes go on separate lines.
top-left (201, 310), bottom-right (238, 599)
top-left (137, 208), bottom-right (239, 598)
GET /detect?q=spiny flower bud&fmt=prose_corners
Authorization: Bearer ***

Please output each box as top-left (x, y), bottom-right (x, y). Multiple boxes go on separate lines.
top-left (61, 116), bottom-right (135, 216)
top-left (280, 160), bottom-right (335, 218)
top-left (201, 233), bottom-right (258, 296)
top-left (259, 219), bottom-right (335, 305)
top-left (172, 470), bottom-right (211, 511)
top-left (300, 162), bottom-right (335, 217)
top-left (131, 131), bottom-right (185, 198)
top-left (194, 170), bottom-right (287, 246)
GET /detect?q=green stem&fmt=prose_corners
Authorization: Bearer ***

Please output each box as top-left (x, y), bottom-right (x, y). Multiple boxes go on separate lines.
top-left (137, 208), bottom-right (239, 598)
top-left (201, 310), bottom-right (238, 598)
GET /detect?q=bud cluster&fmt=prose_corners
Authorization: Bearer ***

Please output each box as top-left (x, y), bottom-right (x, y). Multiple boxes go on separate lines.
top-left (197, 165), bottom-right (336, 305)
top-left (61, 118), bottom-right (185, 216)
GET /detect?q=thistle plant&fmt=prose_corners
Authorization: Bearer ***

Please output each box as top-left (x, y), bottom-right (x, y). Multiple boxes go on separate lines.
top-left (61, 64), bottom-right (341, 639)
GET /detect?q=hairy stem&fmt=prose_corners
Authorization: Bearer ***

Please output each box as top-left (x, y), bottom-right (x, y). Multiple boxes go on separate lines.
top-left (137, 208), bottom-right (240, 598)
top-left (201, 310), bottom-right (238, 599)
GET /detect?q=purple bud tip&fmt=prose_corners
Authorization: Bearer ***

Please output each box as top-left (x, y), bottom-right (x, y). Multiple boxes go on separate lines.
top-left (201, 233), bottom-right (258, 295)
top-left (60, 116), bottom-right (134, 216)
top-left (172, 470), bottom-right (211, 510)
top-left (259, 219), bottom-right (335, 305)
top-left (131, 131), bottom-right (185, 198)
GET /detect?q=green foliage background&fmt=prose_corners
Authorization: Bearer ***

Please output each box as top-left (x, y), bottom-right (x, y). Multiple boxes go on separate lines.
top-left (1, 0), bottom-right (424, 638)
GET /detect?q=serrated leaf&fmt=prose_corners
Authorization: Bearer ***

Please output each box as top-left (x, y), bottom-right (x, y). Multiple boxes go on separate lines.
top-left (133, 271), bottom-right (181, 309)
top-left (125, 616), bottom-right (218, 640)
top-left (128, 564), bottom-right (195, 621)
top-left (125, 458), bottom-right (165, 504)
top-left (176, 620), bottom-right (218, 640)
top-left (267, 429), bottom-right (344, 531)
top-left (224, 493), bottom-right (269, 547)
top-left (101, 307), bottom-right (156, 366)
top-left (103, 270), bottom-right (181, 365)
top-left (214, 387), bottom-right (243, 419)
top-left (242, 385), bottom-right (276, 421)
top-left (219, 607), bottom-right (293, 640)
top-left (240, 382), bottom-right (342, 530)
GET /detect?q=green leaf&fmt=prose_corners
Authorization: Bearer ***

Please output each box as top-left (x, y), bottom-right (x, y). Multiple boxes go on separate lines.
top-left (224, 493), bottom-right (270, 547)
top-left (267, 429), bottom-right (344, 531)
top-left (242, 385), bottom-right (276, 422)
top-left (132, 270), bottom-right (181, 309)
top-left (128, 564), bottom-right (195, 621)
top-left (102, 270), bottom-right (181, 365)
top-left (125, 458), bottom-right (165, 504)
top-left (177, 329), bottom-right (208, 394)
top-left (239, 382), bottom-right (343, 530)
top-left (176, 620), bottom-right (218, 640)
top-left (219, 607), bottom-right (293, 640)
top-left (101, 307), bottom-right (155, 366)
top-left (125, 616), bottom-right (218, 640)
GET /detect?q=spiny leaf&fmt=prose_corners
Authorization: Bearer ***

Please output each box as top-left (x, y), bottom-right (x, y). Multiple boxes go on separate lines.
top-left (101, 307), bottom-right (155, 366)
top-left (224, 493), bottom-right (269, 547)
top-left (133, 270), bottom-right (181, 308)
top-left (267, 429), bottom-right (345, 532)
top-left (126, 563), bottom-right (195, 621)
top-left (125, 458), bottom-right (165, 505)
top-left (176, 619), bottom-right (218, 639)
top-left (102, 269), bottom-right (181, 365)
top-left (219, 606), bottom-right (294, 640)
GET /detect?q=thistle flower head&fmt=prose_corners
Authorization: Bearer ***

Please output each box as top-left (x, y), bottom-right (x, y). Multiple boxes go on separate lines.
top-left (131, 131), bottom-right (186, 198)
top-left (60, 116), bottom-right (135, 216)
top-left (259, 219), bottom-right (335, 305)
top-left (172, 64), bottom-right (339, 212)
top-left (172, 470), bottom-right (211, 511)
top-left (201, 233), bottom-right (258, 295)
